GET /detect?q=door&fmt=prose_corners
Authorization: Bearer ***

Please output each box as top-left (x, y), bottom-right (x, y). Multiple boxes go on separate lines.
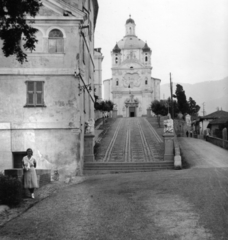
top-left (129, 107), bottom-right (135, 117)
top-left (13, 152), bottom-right (27, 168)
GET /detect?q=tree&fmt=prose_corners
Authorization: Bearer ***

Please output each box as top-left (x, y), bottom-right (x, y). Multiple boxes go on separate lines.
top-left (151, 100), bottom-right (169, 116)
top-left (188, 97), bottom-right (200, 116)
top-left (0, 0), bottom-right (42, 64)
top-left (174, 84), bottom-right (189, 114)
top-left (96, 100), bottom-right (114, 113)
top-left (95, 100), bottom-right (114, 124)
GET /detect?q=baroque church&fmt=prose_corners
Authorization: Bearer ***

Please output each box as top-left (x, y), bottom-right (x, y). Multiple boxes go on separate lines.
top-left (103, 16), bottom-right (161, 117)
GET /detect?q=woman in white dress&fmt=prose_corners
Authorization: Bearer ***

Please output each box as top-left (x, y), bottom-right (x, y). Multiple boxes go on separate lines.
top-left (22, 148), bottom-right (39, 198)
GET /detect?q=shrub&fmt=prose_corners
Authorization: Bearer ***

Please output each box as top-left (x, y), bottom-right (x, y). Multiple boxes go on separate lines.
top-left (0, 174), bottom-right (23, 207)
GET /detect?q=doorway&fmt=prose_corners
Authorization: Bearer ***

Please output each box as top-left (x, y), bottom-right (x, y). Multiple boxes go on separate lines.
top-left (13, 152), bottom-right (27, 168)
top-left (129, 107), bottom-right (136, 117)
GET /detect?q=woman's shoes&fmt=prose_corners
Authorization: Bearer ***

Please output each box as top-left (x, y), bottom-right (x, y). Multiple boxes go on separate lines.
top-left (31, 193), bottom-right (35, 199)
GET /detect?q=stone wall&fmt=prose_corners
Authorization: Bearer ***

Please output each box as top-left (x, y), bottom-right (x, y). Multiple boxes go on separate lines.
top-left (206, 136), bottom-right (228, 150)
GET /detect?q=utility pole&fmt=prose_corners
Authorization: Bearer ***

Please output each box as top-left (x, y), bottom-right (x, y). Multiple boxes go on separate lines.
top-left (202, 102), bottom-right (206, 116)
top-left (170, 73), bottom-right (174, 119)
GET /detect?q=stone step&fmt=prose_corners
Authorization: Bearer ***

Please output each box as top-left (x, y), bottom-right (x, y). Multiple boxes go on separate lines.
top-left (84, 168), bottom-right (173, 175)
top-left (84, 162), bottom-right (173, 168)
top-left (84, 162), bottom-right (174, 174)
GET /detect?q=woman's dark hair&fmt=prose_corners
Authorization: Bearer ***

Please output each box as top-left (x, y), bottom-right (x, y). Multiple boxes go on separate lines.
top-left (26, 148), bottom-right (33, 155)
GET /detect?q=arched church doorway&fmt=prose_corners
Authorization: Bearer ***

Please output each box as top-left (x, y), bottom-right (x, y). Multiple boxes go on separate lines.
top-left (129, 107), bottom-right (136, 117)
top-left (125, 94), bottom-right (139, 118)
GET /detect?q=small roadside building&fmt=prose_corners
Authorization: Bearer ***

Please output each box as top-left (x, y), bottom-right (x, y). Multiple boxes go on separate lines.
top-left (198, 110), bottom-right (228, 136)
top-left (208, 118), bottom-right (228, 138)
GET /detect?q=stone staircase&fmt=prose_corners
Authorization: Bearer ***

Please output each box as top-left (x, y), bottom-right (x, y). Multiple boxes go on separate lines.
top-left (84, 162), bottom-right (174, 175)
top-left (85, 117), bottom-right (173, 175)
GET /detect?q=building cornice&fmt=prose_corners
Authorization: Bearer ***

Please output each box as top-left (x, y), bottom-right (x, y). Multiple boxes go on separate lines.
top-left (27, 16), bottom-right (83, 20)
top-left (112, 90), bottom-right (153, 95)
top-left (112, 66), bottom-right (152, 71)
top-left (0, 68), bottom-right (75, 76)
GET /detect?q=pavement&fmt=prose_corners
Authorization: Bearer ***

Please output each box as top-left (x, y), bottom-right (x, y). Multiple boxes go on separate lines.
top-left (0, 136), bottom-right (228, 239)
top-left (0, 206), bottom-right (9, 215)
top-left (1, 121), bottom-right (228, 240)
top-left (178, 137), bottom-right (228, 168)
top-left (0, 118), bottom-right (105, 220)
top-left (0, 176), bottom-right (85, 227)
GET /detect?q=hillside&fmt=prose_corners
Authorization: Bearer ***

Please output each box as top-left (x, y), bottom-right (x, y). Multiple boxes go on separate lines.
top-left (160, 77), bottom-right (228, 115)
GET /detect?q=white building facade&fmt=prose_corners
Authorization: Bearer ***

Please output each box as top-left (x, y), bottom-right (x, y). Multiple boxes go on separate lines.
top-left (0, 0), bottom-right (99, 177)
top-left (103, 17), bottom-right (161, 117)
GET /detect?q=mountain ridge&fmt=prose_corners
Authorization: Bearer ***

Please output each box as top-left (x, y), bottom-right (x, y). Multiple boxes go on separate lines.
top-left (160, 77), bottom-right (228, 115)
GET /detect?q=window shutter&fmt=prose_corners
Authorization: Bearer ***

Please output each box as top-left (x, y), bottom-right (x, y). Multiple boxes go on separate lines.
top-left (27, 82), bottom-right (35, 105)
top-left (36, 82), bottom-right (43, 105)
top-left (57, 39), bottom-right (64, 53)
top-left (49, 39), bottom-right (56, 53)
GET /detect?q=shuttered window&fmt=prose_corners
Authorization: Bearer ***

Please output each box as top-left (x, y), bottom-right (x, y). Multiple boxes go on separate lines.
top-left (25, 81), bottom-right (45, 107)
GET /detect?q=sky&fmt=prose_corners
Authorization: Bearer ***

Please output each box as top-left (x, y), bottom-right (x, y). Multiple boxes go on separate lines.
top-left (94, 0), bottom-right (228, 85)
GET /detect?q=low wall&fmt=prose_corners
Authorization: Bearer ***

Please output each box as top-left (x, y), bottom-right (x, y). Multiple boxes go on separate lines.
top-left (94, 110), bottom-right (103, 121)
top-left (4, 169), bottom-right (51, 188)
top-left (206, 136), bottom-right (228, 150)
top-left (173, 138), bottom-right (182, 169)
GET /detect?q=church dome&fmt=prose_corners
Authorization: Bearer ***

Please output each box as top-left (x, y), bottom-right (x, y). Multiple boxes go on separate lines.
top-left (117, 36), bottom-right (145, 49)
top-left (126, 18), bottom-right (135, 24)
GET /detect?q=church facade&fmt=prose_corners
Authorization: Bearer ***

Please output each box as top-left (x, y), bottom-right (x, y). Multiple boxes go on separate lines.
top-left (103, 17), bottom-right (161, 117)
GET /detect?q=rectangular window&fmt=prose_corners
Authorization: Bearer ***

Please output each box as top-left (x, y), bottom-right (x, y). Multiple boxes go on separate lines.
top-left (25, 81), bottom-right (45, 107)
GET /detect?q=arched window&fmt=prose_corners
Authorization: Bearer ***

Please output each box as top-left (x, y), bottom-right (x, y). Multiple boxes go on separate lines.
top-left (48, 29), bottom-right (64, 53)
top-left (116, 80), bottom-right (119, 86)
top-left (145, 80), bottom-right (148, 85)
top-left (145, 54), bottom-right (148, 62)
top-left (115, 57), bottom-right (118, 64)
